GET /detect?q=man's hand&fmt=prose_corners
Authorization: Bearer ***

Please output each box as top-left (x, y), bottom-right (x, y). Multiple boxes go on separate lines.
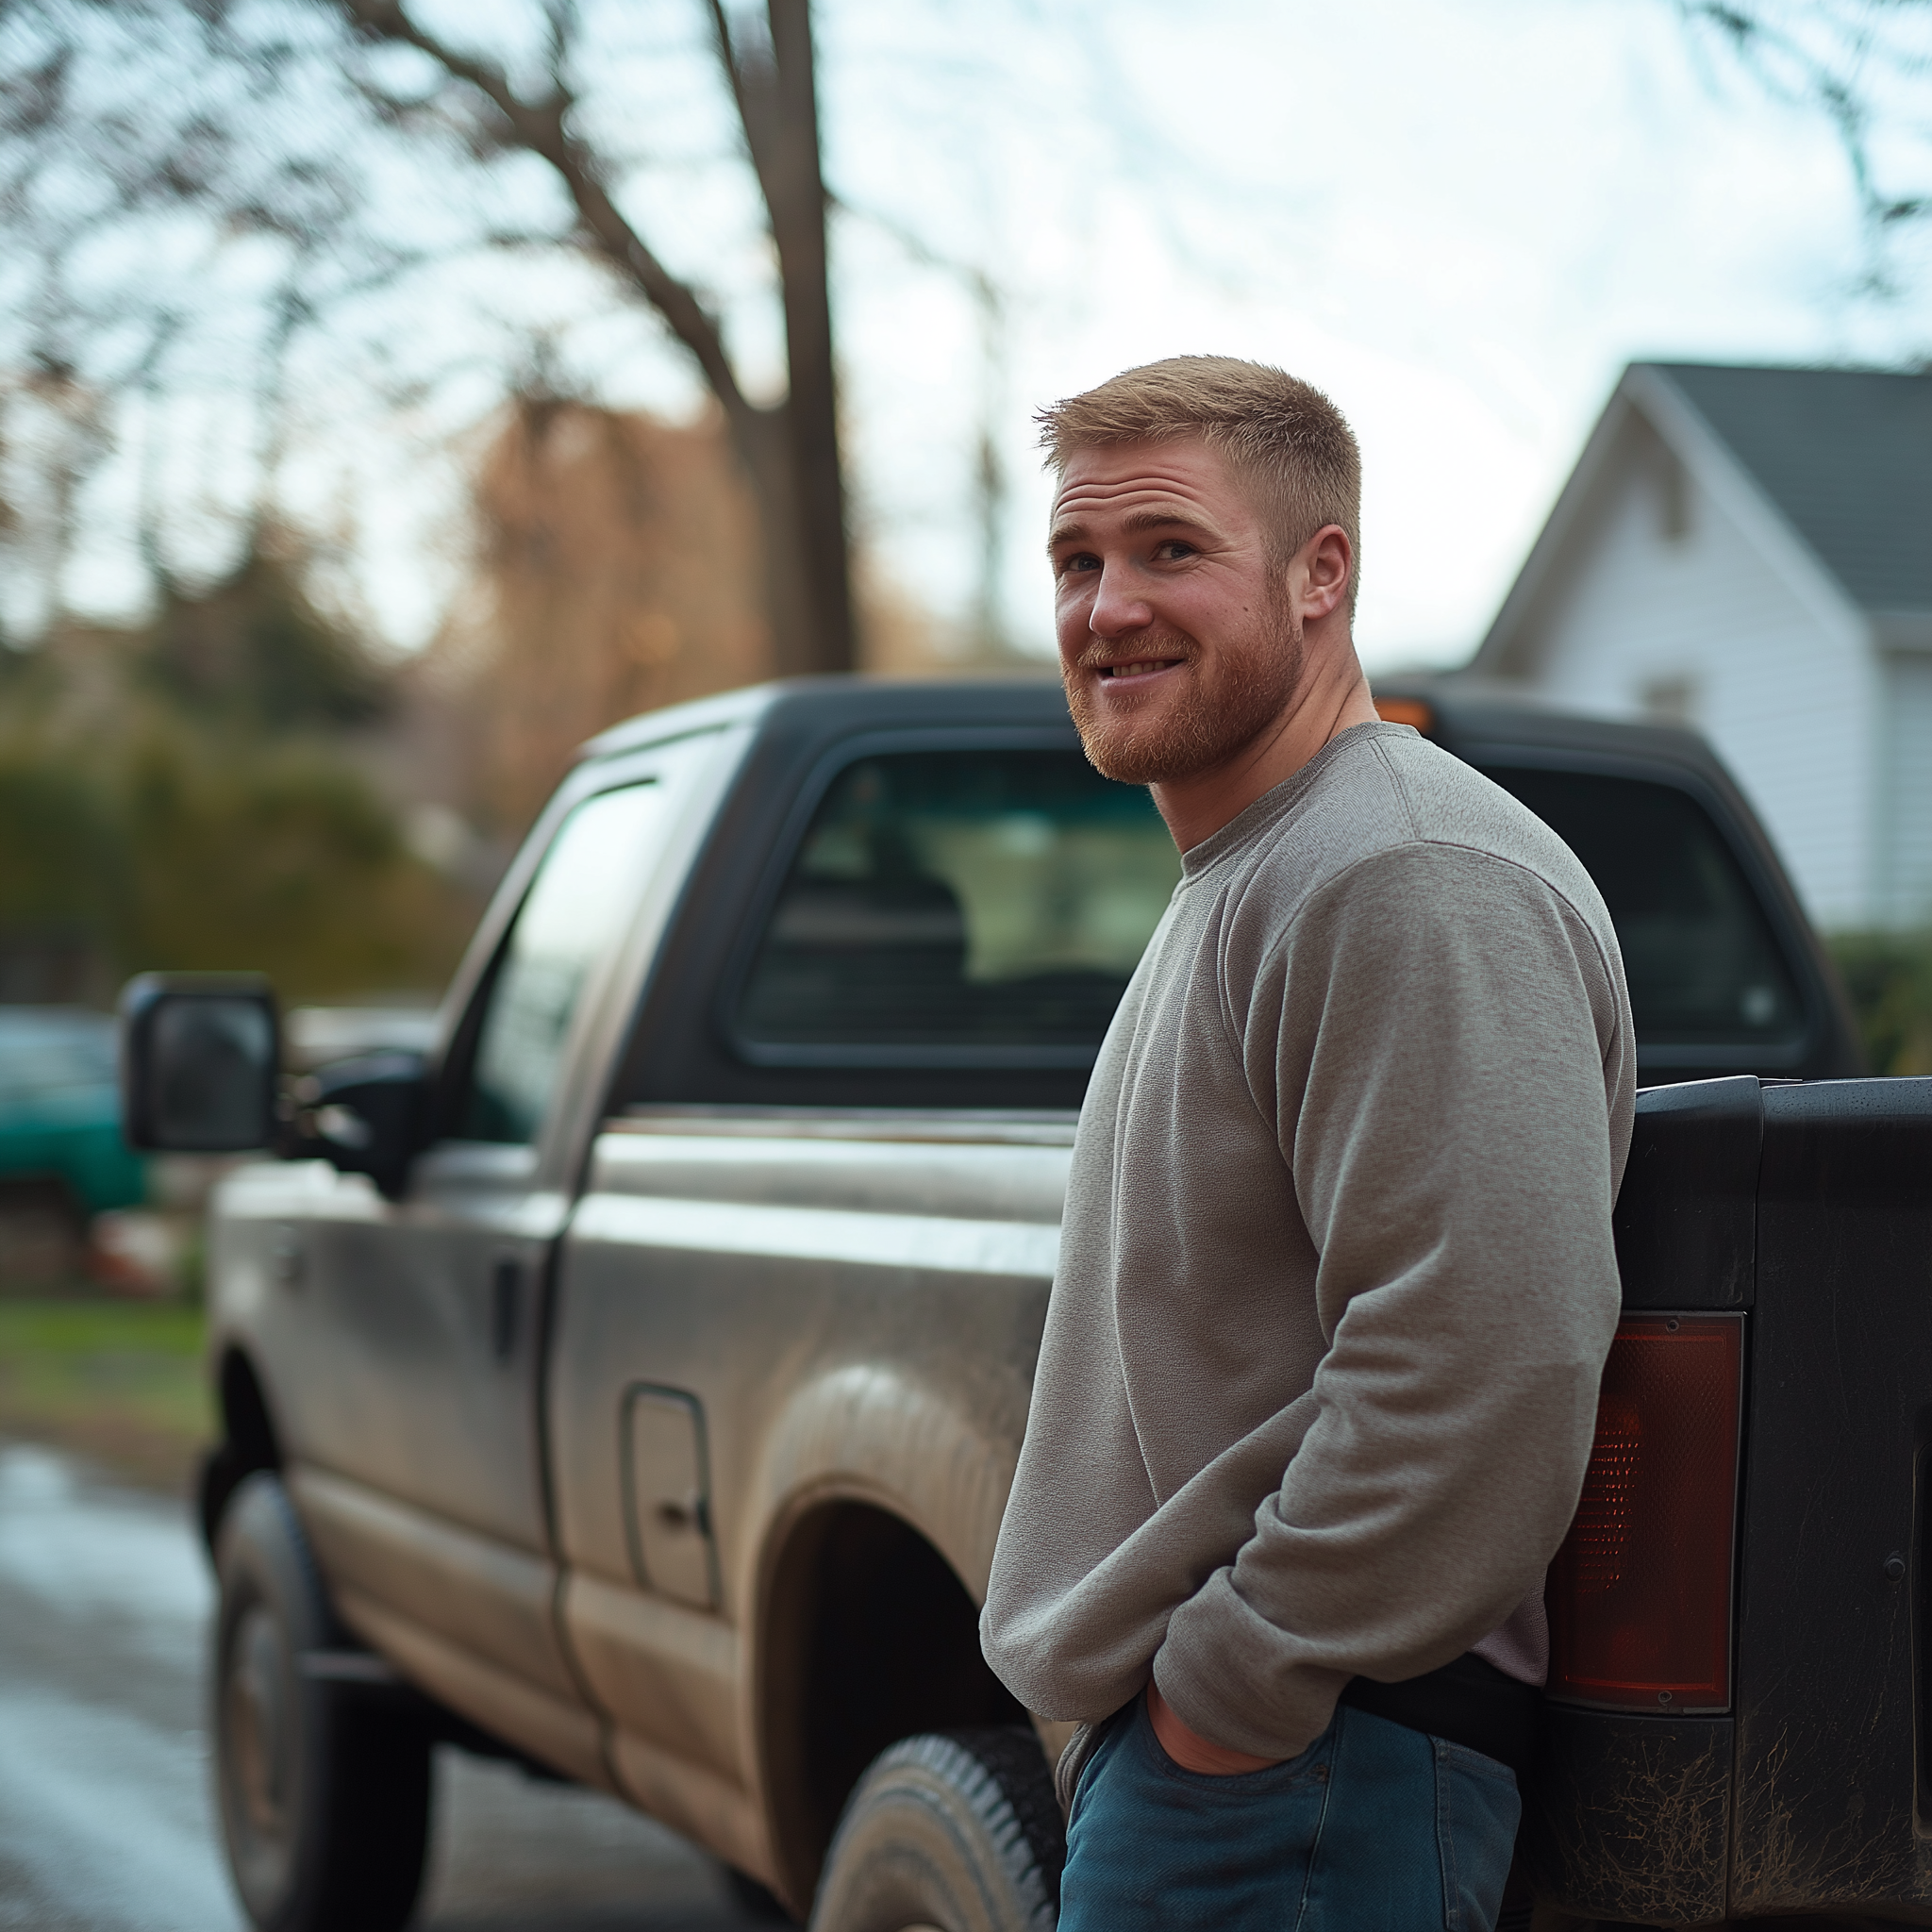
top-left (1145, 1681), bottom-right (1281, 1775)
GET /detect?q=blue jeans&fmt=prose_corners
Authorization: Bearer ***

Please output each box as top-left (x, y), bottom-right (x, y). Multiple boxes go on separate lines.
top-left (1059, 1694), bottom-right (1521, 1931)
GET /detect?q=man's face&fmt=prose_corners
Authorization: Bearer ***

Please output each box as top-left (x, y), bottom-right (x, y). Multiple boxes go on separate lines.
top-left (1049, 437), bottom-right (1303, 787)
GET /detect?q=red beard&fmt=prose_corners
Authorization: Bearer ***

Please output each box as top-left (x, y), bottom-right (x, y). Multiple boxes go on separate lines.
top-left (1064, 607), bottom-right (1305, 787)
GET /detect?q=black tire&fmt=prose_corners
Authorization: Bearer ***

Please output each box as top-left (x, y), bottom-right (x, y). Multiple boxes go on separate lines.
top-left (211, 1472), bottom-right (431, 1932)
top-left (809, 1727), bottom-right (1062, 1932)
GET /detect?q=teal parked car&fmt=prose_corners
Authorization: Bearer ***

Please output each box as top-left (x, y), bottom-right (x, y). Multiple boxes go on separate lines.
top-left (0, 1008), bottom-right (147, 1223)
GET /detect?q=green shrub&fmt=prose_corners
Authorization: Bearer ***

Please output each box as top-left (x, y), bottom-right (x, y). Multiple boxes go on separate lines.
top-left (0, 750), bottom-right (128, 963)
top-left (1825, 931), bottom-right (1932, 1076)
top-left (111, 717), bottom-right (467, 998)
top-left (0, 575), bottom-right (475, 1005)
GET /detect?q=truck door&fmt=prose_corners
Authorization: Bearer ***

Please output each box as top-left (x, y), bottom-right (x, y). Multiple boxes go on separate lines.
top-left (277, 748), bottom-right (711, 1781)
top-left (544, 736), bottom-right (1180, 1862)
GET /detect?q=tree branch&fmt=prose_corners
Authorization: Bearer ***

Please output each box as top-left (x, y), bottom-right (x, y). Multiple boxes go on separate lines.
top-left (335, 0), bottom-right (755, 425)
top-left (1675, 0), bottom-right (1932, 235)
top-left (703, 0), bottom-right (753, 150)
top-left (703, 0), bottom-right (787, 228)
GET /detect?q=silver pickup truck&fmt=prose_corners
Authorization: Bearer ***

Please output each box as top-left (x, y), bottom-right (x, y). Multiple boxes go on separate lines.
top-left (130, 674), bottom-right (1932, 1932)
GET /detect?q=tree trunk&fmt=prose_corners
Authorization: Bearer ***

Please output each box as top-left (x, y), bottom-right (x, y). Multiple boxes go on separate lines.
top-left (750, 0), bottom-right (852, 678)
top-left (332, 0), bottom-right (856, 678)
top-left (736, 404), bottom-right (824, 679)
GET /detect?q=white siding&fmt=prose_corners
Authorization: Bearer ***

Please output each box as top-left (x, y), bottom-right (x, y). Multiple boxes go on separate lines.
top-left (1514, 421), bottom-right (1878, 928)
top-left (1880, 654), bottom-right (1932, 926)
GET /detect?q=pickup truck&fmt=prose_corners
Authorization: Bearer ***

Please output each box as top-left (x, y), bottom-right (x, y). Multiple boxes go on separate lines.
top-left (124, 674), bottom-right (1927, 1932)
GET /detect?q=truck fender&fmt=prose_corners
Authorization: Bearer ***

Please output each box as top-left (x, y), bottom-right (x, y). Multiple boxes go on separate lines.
top-left (745, 1362), bottom-right (1014, 1607)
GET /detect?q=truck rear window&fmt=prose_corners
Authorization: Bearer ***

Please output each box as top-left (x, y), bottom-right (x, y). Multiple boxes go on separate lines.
top-left (1483, 766), bottom-right (1803, 1047)
top-left (735, 750), bottom-right (1180, 1054)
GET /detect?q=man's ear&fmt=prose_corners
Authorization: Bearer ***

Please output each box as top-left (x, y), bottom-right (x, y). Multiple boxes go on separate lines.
top-left (1298, 525), bottom-right (1352, 621)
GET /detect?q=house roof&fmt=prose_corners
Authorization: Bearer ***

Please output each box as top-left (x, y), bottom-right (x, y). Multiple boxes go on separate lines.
top-left (1650, 362), bottom-right (1932, 615)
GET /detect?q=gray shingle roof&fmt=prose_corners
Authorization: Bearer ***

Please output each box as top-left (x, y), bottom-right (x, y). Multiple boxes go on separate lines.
top-left (1650, 362), bottom-right (1932, 614)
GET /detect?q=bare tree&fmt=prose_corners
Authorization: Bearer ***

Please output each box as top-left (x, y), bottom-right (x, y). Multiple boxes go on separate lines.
top-left (1674, 1), bottom-right (1932, 290)
top-left (337, 0), bottom-right (851, 675)
top-left (0, 0), bottom-right (425, 630)
top-left (0, 0), bottom-right (854, 675)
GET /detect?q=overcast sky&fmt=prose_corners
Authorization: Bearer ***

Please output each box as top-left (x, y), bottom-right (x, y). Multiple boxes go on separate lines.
top-left (37, 0), bottom-right (1932, 674)
top-left (820, 0), bottom-right (1931, 672)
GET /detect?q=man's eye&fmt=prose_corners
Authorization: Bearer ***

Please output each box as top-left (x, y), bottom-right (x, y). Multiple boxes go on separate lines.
top-left (1155, 540), bottom-right (1196, 561)
top-left (1057, 552), bottom-right (1100, 576)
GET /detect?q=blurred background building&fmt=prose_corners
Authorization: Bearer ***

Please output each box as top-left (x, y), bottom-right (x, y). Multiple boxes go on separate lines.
top-left (1473, 363), bottom-right (1932, 936)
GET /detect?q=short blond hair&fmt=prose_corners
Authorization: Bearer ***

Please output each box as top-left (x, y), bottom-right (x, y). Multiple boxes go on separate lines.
top-left (1038, 356), bottom-right (1361, 611)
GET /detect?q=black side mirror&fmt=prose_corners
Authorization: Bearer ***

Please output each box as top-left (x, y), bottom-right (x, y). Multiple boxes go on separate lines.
top-left (121, 974), bottom-right (280, 1153)
top-left (288, 1051), bottom-right (429, 1200)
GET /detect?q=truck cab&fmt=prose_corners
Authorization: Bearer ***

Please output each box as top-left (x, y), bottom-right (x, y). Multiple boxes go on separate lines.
top-left (126, 676), bottom-right (1907, 1932)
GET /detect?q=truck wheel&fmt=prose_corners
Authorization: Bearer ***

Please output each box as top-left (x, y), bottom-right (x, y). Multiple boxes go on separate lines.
top-left (809, 1727), bottom-right (1062, 1932)
top-left (212, 1473), bottom-right (431, 1932)
top-left (725, 1865), bottom-right (802, 1921)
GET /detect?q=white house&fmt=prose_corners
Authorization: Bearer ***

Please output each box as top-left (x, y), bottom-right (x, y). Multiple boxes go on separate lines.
top-left (1468, 362), bottom-right (1932, 930)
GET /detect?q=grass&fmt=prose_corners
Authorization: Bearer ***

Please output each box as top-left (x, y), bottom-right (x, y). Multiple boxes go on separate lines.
top-left (0, 1298), bottom-right (209, 1491)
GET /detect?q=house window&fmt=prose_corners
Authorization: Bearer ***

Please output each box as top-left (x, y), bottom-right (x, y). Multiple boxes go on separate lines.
top-left (1638, 675), bottom-right (1700, 728)
top-left (1657, 451), bottom-right (1690, 542)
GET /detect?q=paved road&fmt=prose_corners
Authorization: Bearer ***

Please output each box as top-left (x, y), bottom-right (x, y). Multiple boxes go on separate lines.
top-left (0, 1441), bottom-right (775, 1931)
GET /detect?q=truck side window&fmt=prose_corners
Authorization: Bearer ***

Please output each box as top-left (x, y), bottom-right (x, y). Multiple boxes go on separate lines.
top-left (458, 784), bottom-right (668, 1141)
top-left (736, 750), bottom-right (1180, 1053)
top-left (1484, 766), bottom-right (1803, 1046)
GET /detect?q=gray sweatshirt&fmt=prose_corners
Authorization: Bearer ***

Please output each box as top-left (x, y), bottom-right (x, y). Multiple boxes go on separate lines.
top-left (980, 721), bottom-right (1635, 1763)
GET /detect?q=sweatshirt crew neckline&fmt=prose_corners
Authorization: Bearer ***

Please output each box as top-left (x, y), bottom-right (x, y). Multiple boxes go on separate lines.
top-left (1177, 720), bottom-right (1418, 882)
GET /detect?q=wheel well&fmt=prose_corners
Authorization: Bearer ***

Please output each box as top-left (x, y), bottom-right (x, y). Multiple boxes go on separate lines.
top-left (200, 1348), bottom-right (282, 1554)
top-left (758, 1501), bottom-right (1027, 1906)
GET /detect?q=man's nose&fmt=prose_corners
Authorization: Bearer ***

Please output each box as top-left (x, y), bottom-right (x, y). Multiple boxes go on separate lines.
top-left (1088, 562), bottom-right (1153, 638)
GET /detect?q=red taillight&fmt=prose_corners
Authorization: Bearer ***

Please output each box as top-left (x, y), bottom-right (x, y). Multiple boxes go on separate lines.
top-left (1547, 1313), bottom-right (1744, 1712)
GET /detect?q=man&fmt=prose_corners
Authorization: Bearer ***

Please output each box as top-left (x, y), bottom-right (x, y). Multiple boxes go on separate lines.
top-left (979, 357), bottom-right (1634, 1930)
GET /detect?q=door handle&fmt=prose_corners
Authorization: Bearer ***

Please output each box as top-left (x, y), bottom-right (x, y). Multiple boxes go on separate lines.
top-left (490, 1257), bottom-right (521, 1361)
top-left (654, 1492), bottom-right (710, 1536)
top-left (271, 1224), bottom-right (304, 1289)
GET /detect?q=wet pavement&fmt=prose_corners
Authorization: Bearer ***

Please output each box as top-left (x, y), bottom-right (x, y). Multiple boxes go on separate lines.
top-left (0, 1441), bottom-right (775, 1931)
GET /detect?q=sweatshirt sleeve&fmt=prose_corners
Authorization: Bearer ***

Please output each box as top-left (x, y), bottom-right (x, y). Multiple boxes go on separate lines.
top-left (1153, 839), bottom-right (1631, 1759)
